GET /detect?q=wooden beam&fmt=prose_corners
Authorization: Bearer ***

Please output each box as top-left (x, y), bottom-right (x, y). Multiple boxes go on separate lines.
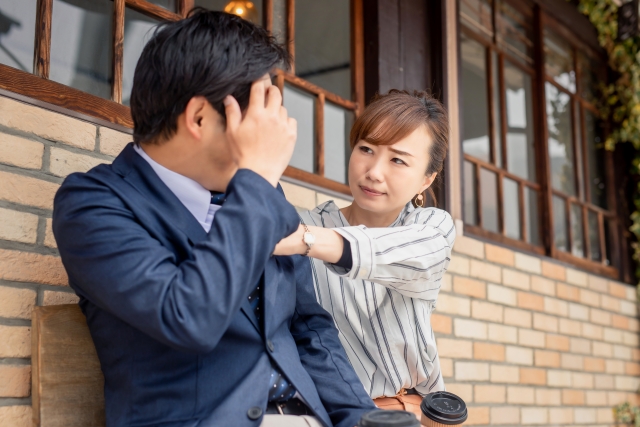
top-left (112, 0), bottom-right (125, 103)
top-left (315, 93), bottom-right (325, 176)
top-left (286, 0), bottom-right (295, 73)
top-left (34, 0), bottom-right (53, 78)
top-left (125, 0), bottom-right (181, 21)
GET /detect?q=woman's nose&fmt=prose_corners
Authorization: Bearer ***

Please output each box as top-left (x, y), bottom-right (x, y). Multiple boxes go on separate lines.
top-left (366, 160), bottom-right (385, 182)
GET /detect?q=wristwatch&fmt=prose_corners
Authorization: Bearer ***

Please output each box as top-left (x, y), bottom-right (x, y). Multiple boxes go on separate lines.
top-left (302, 223), bottom-right (315, 256)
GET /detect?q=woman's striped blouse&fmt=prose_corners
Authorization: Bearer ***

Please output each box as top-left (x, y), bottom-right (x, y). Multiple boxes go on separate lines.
top-left (298, 200), bottom-right (456, 398)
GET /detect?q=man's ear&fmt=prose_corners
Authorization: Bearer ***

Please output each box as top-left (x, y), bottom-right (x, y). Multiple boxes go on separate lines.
top-left (182, 96), bottom-right (208, 140)
top-left (419, 172), bottom-right (437, 194)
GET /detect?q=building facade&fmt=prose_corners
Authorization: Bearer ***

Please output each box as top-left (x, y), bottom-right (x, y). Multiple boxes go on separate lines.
top-left (0, 0), bottom-right (637, 426)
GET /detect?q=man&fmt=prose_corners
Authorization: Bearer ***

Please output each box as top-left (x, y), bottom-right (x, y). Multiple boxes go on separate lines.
top-left (52, 9), bottom-right (376, 427)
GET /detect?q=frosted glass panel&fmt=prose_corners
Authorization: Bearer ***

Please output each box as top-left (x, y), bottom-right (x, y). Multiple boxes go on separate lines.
top-left (0, 0), bottom-right (36, 73)
top-left (324, 102), bottom-right (351, 183)
top-left (481, 168), bottom-right (498, 233)
top-left (553, 196), bottom-right (568, 252)
top-left (147, 0), bottom-right (175, 11)
top-left (284, 84), bottom-right (315, 173)
top-left (464, 161), bottom-right (477, 225)
top-left (122, 9), bottom-right (159, 105)
top-left (570, 203), bottom-right (584, 258)
top-left (588, 211), bottom-right (601, 261)
top-left (503, 177), bottom-right (520, 239)
top-left (525, 187), bottom-right (539, 245)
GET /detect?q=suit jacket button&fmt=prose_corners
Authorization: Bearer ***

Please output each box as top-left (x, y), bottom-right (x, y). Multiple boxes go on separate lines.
top-left (247, 407), bottom-right (262, 420)
top-left (267, 340), bottom-right (274, 352)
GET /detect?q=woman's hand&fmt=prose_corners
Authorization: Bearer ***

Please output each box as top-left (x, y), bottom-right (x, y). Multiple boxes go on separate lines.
top-left (273, 224), bottom-right (344, 263)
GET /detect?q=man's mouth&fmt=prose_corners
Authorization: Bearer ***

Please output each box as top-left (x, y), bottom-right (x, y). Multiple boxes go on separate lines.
top-left (359, 186), bottom-right (386, 196)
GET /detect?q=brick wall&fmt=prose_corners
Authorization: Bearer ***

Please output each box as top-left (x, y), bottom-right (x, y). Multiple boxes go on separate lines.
top-left (0, 94), bottom-right (637, 426)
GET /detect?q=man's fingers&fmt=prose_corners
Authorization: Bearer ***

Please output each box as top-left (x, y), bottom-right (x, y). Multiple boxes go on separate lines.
top-left (248, 80), bottom-right (266, 111)
top-left (266, 85), bottom-right (283, 113)
top-left (224, 95), bottom-right (241, 133)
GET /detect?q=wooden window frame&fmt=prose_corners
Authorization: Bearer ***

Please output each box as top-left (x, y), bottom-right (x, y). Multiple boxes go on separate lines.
top-left (0, 0), bottom-right (364, 195)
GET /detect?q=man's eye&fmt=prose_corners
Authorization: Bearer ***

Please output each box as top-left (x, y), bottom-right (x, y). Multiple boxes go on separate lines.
top-left (392, 158), bottom-right (407, 166)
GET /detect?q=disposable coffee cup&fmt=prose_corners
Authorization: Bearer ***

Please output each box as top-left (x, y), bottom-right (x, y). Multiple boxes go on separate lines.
top-left (359, 410), bottom-right (420, 427)
top-left (420, 391), bottom-right (468, 426)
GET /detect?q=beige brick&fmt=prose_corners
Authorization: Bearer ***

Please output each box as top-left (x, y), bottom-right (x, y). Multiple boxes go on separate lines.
top-left (507, 386), bottom-right (535, 404)
top-left (579, 288), bottom-right (601, 307)
top-left (280, 181), bottom-right (317, 210)
top-left (431, 313), bottom-right (452, 334)
top-left (535, 349), bottom-right (560, 368)
top-left (620, 300), bottom-right (638, 317)
top-left (454, 361), bottom-right (489, 381)
top-left (469, 259), bottom-right (501, 283)
top-left (0, 286), bottom-right (36, 319)
top-left (593, 342), bottom-right (613, 358)
top-left (0, 170), bottom-right (59, 210)
top-left (561, 353), bottom-right (584, 370)
top-left (465, 406), bottom-right (489, 426)
top-left (488, 323), bottom-right (518, 344)
top-left (566, 268), bottom-right (588, 287)
top-left (0, 325), bottom-right (30, 358)
top-left (572, 372), bottom-right (594, 389)
top-left (606, 360), bottom-right (625, 374)
top-left (485, 244), bottom-right (514, 266)
top-left (475, 385), bottom-right (505, 403)
top-left (601, 295), bottom-right (621, 312)
top-left (0, 406), bottom-right (32, 427)
top-left (454, 318), bottom-right (487, 340)
top-left (536, 388), bottom-right (561, 405)
top-left (556, 282), bottom-right (580, 302)
top-left (584, 357), bottom-right (606, 373)
top-left (491, 364), bottom-right (520, 383)
top-left (503, 268), bottom-right (530, 290)
top-left (521, 407), bottom-right (548, 425)
top-left (629, 318), bottom-right (639, 332)
top-left (545, 334), bottom-right (570, 352)
top-left (518, 328), bottom-right (545, 349)
top-left (581, 322), bottom-right (604, 340)
top-left (43, 290), bottom-right (79, 306)
top-left (99, 126), bottom-right (131, 157)
top-left (573, 408), bottom-right (596, 424)
top-left (520, 367), bottom-right (546, 385)
top-left (611, 313), bottom-right (629, 330)
top-left (613, 344), bottom-right (632, 360)
top-left (0, 249), bottom-right (67, 286)
top-left (440, 274), bottom-right (452, 292)
top-left (562, 389), bottom-right (585, 405)
top-left (548, 408), bottom-right (573, 424)
top-left (568, 302), bottom-right (589, 321)
top-left (541, 260), bottom-right (566, 281)
top-left (44, 218), bottom-right (56, 248)
top-left (471, 300), bottom-right (503, 322)
top-left (315, 193), bottom-right (351, 209)
top-left (547, 369), bottom-right (572, 387)
top-left (506, 345), bottom-right (533, 365)
top-left (570, 337), bottom-right (591, 354)
top-left (531, 275), bottom-right (555, 296)
top-left (517, 292), bottom-right (544, 311)
top-left (515, 252), bottom-right (541, 274)
top-left (543, 297), bottom-right (567, 317)
top-left (490, 406), bottom-right (519, 425)
top-left (0, 133), bottom-right (44, 169)
top-left (608, 281), bottom-right (627, 299)
top-left (587, 274), bottom-right (608, 293)
top-left (0, 365), bottom-right (30, 397)
top-left (0, 97), bottom-right (96, 149)
top-left (445, 383), bottom-right (472, 403)
top-left (436, 294), bottom-right (471, 317)
top-left (440, 357), bottom-right (453, 378)
top-left (504, 307), bottom-right (531, 328)
top-left (585, 390), bottom-right (607, 406)
top-left (447, 255), bottom-right (469, 275)
top-left (452, 235), bottom-right (484, 258)
top-left (0, 208), bottom-right (38, 244)
top-left (626, 285), bottom-right (636, 301)
top-left (473, 342), bottom-right (505, 362)
top-left (438, 338), bottom-right (473, 359)
top-left (533, 313), bottom-right (558, 333)
top-left (608, 390), bottom-right (628, 405)
top-left (634, 348), bottom-right (640, 361)
top-left (559, 318), bottom-right (581, 336)
top-left (49, 147), bottom-right (105, 177)
top-left (595, 374), bottom-right (614, 390)
top-left (453, 276), bottom-right (486, 299)
top-left (604, 327), bottom-right (624, 344)
top-left (487, 284), bottom-right (516, 306)
top-left (597, 407), bottom-right (614, 423)
top-left (623, 331), bottom-right (639, 347)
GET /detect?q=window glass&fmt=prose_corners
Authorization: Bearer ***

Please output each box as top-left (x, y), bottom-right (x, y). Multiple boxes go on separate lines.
top-left (50, 0), bottom-right (112, 99)
top-left (0, 0), bottom-right (36, 73)
top-left (525, 187), bottom-right (539, 245)
top-left (461, 34), bottom-right (490, 162)
top-left (584, 110), bottom-right (607, 208)
top-left (604, 218), bottom-right (613, 266)
top-left (579, 52), bottom-right (598, 104)
top-left (505, 61), bottom-right (535, 181)
top-left (480, 168), bottom-right (499, 233)
top-left (588, 210), bottom-right (601, 261)
top-left (497, 1), bottom-right (532, 65)
top-left (195, 0), bottom-right (263, 25)
top-left (464, 161), bottom-right (478, 226)
top-left (122, 8), bottom-right (159, 106)
top-left (147, 0), bottom-right (176, 11)
top-left (553, 195), bottom-right (568, 252)
top-left (295, 0), bottom-right (350, 100)
top-left (544, 29), bottom-right (575, 92)
top-left (460, 0), bottom-right (493, 38)
top-left (503, 177), bottom-right (520, 240)
top-left (546, 82), bottom-right (576, 195)
top-left (570, 203), bottom-right (584, 258)
top-left (324, 102), bottom-right (352, 184)
top-left (283, 84), bottom-right (315, 173)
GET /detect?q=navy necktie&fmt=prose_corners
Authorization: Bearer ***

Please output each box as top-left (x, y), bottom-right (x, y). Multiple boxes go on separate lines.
top-left (212, 192), bottom-right (296, 403)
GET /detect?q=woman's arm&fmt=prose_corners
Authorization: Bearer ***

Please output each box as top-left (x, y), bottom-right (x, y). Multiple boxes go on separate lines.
top-left (273, 223), bottom-right (345, 263)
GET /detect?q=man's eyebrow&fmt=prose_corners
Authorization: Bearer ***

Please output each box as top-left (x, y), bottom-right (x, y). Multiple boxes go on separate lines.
top-left (389, 147), bottom-right (414, 157)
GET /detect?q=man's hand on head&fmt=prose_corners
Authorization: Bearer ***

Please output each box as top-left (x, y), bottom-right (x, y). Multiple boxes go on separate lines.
top-left (224, 80), bottom-right (297, 187)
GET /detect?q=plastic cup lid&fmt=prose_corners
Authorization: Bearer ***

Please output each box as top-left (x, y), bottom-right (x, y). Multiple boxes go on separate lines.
top-left (420, 391), bottom-right (468, 425)
top-left (359, 410), bottom-right (421, 427)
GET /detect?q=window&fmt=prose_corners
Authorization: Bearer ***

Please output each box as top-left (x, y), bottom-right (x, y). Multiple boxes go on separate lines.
top-left (0, 0), bottom-right (363, 194)
top-left (459, 0), bottom-right (622, 277)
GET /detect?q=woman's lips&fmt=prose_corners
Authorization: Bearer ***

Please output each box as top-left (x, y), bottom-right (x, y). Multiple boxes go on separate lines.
top-left (360, 186), bottom-right (385, 196)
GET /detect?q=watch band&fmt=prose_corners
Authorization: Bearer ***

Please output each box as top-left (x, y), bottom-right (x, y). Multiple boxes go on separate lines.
top-left (302, 223), bottom-right (311, 256)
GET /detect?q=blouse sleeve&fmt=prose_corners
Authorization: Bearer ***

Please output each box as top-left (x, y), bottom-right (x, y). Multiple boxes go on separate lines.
top-left (325, 208), bottom-right (456, 299)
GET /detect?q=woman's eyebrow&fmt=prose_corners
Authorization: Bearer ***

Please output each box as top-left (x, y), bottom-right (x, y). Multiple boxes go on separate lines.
top-left (389, 147), bottom-right (414, 157)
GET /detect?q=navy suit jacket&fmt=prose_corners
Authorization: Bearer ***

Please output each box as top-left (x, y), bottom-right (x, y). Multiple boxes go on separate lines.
top-left (52, 144), bottom-right (376, 427)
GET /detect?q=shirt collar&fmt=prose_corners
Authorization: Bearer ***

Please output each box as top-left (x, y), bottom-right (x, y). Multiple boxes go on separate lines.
top-left (133, 144), bottom-right (212, 226)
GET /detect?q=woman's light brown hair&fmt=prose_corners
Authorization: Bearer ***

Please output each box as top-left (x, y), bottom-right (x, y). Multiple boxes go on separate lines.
top-left (350, 89), bottom-right (449, 206)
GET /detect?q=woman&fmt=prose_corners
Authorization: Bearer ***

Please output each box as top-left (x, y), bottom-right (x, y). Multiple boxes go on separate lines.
top-left (275, 90), bottom-right (454, 420)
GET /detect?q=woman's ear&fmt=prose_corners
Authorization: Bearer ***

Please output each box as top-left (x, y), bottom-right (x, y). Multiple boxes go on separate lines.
top-left (418, 172), bottom-right (437, 194)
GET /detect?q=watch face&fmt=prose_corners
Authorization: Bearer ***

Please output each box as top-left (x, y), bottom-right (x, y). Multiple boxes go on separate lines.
top-left (303, 232), bottom-right (316, 245)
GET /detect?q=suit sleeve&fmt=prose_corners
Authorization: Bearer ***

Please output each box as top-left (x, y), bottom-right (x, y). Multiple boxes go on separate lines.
top-left (290, 255), bottom-right (377, 427)
top-left (52, 169), bottom-right (300, 353)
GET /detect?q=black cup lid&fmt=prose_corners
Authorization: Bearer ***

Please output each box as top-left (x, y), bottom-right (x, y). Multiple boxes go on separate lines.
top-left (420, 391), bottom-right (468, 425)
top-left (359, 410), bottom-right (420, 427)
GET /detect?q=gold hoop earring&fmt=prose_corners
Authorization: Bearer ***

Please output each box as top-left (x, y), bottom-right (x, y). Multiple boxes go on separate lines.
top-left (414, 194), bottom-right (424, 208)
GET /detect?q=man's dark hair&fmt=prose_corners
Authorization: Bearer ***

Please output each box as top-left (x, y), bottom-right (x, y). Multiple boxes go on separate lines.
top-left (130, 9), bottom-right (290, 144)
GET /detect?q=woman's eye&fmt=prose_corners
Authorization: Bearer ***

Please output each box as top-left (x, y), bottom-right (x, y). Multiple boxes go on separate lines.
top-left (360, 146), bottom-right (373, 154)
top-left (392, 158), bottom-right (407, 166)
